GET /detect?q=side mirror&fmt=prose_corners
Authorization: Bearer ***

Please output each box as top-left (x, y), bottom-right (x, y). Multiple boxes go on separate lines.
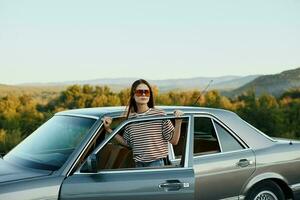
top-left (80, 154), bottom-right (98, 173)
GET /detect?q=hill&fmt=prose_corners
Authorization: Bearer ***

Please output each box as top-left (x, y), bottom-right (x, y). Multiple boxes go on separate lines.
top-left (231, 67), bottom-right (300, 97)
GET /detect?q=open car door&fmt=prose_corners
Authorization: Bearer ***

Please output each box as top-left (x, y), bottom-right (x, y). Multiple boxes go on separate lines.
top-left (59, 115), bottom-right (195, 200)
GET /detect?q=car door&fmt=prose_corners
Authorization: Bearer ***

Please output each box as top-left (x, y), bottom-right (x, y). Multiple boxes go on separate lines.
top-left (59, 115), bottom-right (195, 200)
top-left (192, 115), bottom-right (256, 200)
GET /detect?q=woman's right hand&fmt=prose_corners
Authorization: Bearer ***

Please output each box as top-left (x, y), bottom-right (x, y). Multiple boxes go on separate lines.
top-left (102, 116), bottom-right (112, 132)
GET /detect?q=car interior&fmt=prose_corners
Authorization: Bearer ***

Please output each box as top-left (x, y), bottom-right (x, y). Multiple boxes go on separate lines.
top-left (172, 117), bottom-right (221, 160)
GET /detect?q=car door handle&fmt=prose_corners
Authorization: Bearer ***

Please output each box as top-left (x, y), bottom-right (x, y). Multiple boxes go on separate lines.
top-left (158, 180), bottom-right (190, 191)
top-left (237, 159), bottom-right (253, 167)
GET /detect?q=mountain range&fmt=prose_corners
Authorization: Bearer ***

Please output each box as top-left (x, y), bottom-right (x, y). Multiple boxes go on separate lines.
top-left (18, 75), bottom-right (260, 92)
top-left (1, 67), bottom-right (300, 97)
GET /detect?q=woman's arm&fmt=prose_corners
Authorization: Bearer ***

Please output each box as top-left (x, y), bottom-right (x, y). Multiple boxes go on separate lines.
top-left (102, 117), bottom-right (129, 147)
top-left (105, 128), bottom-right (129, 147)
top-left (169, 110), bottom-right (184, 145)
top-left (170, 119), bottom-right (182, 145)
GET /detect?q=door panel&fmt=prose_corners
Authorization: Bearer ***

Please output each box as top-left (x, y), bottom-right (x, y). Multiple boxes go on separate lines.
top-left (194, 149), bottom-right (255, 200)
top-left (60, 115), bottom-right (194, 200)
top-left (60, 168), bottom-right (194, 200)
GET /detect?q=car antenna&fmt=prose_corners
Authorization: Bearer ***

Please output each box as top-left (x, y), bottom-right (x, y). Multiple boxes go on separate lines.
top-left (193, 79), bottom-right (213, 106)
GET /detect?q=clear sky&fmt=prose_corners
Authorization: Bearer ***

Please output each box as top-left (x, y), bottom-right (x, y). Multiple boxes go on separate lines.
top-left (0, 0), bottom-right (300, 84)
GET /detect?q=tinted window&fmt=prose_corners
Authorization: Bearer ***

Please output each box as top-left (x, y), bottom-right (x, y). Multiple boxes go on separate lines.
top-left (214, 121), bottom-right (243, 152)
top-left (194, 117), bottom-right (220, 156)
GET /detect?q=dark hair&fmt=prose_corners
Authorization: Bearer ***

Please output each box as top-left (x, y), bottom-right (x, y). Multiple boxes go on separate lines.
top-left (126, 79), bottom-right (155, 119)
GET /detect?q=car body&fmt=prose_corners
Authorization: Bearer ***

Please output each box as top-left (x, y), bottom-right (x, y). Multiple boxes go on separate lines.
top-left (0, 106), bottom-right (300, 200)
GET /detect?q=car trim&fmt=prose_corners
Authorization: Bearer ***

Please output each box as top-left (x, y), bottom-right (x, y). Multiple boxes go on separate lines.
top-left (238, 196), bottom-right (245, 200)
top-left (170, 143), bottom-right (252, 162)
top-left (75, 166), bottom-right (194, 175)
top-left (192, 148), bottom-right (253, 159)
top-left (291, 183), bottom-right (300, 192)
top-left (166, 148), bottom-right (254, 163)
top-left (56, 113), bottom-right (99, 120)
top-left (170, 149), bottom-right (254, 164)
top-left (65, 120), bottom-right (103, 177)
top-left (211, 118), bottom-right (223, 152)
top-left (220, 196), bottom-right (240, 200)
top-left (184, 115), bottom-right (192, 168)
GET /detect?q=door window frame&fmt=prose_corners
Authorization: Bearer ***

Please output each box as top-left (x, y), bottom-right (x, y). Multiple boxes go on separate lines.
top-left (75, 115), bottom-right (192, 174)
top-left (169, 113), bottom-right (249, 161)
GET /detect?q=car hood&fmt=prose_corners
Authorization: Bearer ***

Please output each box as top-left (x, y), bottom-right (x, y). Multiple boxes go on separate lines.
top-left (0, 158), bottom-right (52, 183)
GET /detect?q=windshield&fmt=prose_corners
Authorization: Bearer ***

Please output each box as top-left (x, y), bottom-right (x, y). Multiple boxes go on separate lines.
top-left (4, 115), bottom-right (96, 171)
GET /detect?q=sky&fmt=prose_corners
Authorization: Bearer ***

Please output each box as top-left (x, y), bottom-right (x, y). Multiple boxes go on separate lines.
top-left (0, 0), bottom-right (300, 84)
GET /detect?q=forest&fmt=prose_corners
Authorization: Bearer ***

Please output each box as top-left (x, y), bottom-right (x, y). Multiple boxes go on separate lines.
top-left (1, 84), bottom-right (300, 154)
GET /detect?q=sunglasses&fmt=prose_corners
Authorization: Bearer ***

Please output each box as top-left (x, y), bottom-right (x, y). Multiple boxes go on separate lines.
top-left (135, 89), bottom-right (150, 97)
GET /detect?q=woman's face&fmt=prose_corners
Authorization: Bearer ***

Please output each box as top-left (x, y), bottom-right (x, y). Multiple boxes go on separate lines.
top-left (134, 83), bottom-right (150, 105)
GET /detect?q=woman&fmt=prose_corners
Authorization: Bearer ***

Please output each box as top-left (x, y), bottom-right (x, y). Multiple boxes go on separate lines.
top-left (102, 79), bottom-right (183, 167)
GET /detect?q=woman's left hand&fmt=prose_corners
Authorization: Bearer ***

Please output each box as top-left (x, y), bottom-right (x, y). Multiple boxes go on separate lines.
top-left (174, 110), bottom-right (184, 118)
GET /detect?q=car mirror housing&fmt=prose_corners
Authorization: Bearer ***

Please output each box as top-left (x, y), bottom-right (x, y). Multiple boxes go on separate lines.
top-left (80, 154), bottom-right (98, 173)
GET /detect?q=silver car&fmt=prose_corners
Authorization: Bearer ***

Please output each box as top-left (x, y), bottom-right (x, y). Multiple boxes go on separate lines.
top-left (1, 106), bottom-right (300, 200)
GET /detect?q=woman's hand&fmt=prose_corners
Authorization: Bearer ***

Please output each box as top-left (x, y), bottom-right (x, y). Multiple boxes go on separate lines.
top-left (102, 116), bottom-right (112, 132)
top-left (101, 116), bottom-right (128, 147)
top-left (174, 110), bottom-right (184, 121)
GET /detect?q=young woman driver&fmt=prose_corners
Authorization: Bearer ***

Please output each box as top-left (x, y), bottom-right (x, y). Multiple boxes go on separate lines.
top-left (102, 79), bottom-right (183, 168)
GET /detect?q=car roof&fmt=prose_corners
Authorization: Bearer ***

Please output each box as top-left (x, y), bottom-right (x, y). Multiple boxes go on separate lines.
top-left (56, 106), bottom-right (275, 149)
top-left (56, 106), bottom-right (233, 118)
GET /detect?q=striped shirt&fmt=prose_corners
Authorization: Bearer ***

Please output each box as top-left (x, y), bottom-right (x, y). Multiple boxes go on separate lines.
top-left (123, 108), bottom-right (174, 162)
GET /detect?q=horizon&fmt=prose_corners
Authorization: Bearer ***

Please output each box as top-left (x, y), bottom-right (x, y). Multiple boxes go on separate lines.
top-left (0, 66), bottom-right (299, 86)
top-left (0, 68), bottom-right (290, 86)
top-left (1, 1), bottom-right (300, 84)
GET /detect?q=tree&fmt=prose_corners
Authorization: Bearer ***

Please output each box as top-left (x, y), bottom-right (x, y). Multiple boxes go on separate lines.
top-left (118, 88), bottom-right (130, 106)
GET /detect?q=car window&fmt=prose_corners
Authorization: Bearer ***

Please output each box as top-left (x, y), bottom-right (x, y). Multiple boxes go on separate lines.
top-left (193, 117), bottom-right (221, 156)
top-left (5, 116), bottom-right (96, 171)
top-left (213, 120), bottom-right (244, 152)
top-left (77, 116), bottom-right (126, 168)
top-left (85, 116), bottom-right (189, 172)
